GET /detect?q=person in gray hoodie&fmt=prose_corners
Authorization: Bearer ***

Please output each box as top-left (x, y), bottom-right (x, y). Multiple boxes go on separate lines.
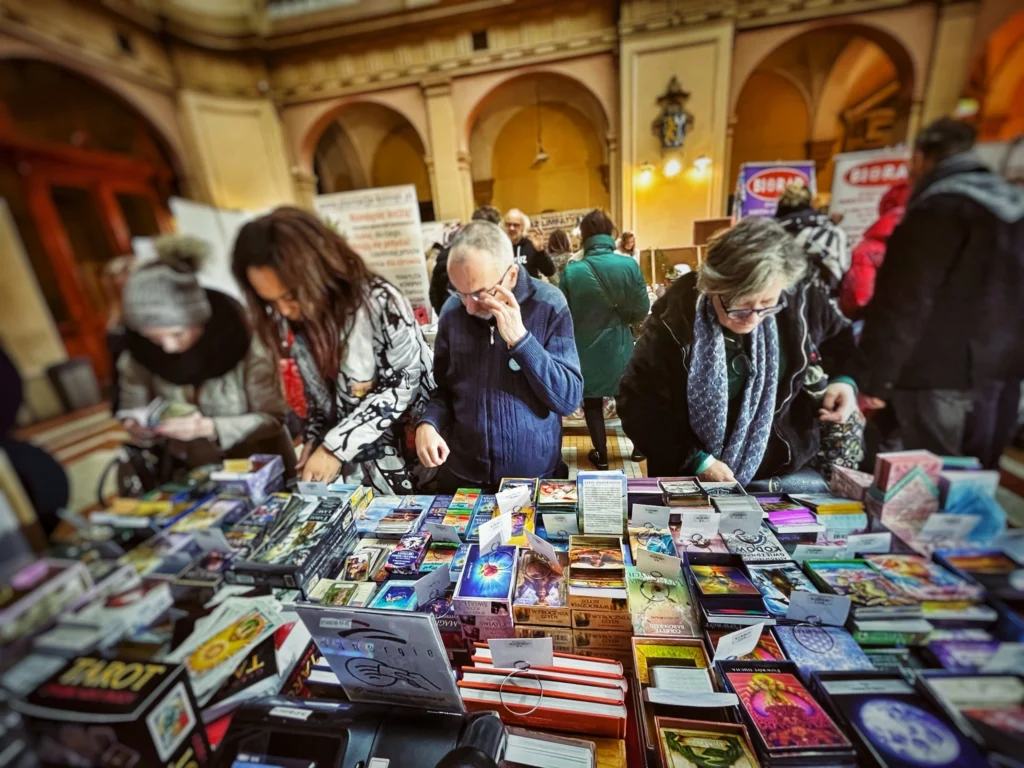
top-left (858, 118), bottom-right (1024, 468)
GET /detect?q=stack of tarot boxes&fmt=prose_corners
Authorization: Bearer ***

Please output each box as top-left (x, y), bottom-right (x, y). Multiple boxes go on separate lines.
top-left (567, 535), bottom-right (632, 668)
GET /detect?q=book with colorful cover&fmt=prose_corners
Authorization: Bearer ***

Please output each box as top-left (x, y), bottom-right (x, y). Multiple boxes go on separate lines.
top-left (723, 664), bottom-right (853, 755)
top-left (788, 494), bottom-right (864, 514)
top-left (538, 479), bottom-right (578, 508)
top-left (722, 527), bottom-right (789, 562)
top-left (746, 562), bottom-right (820, 616)
top-left (656, 718), bottom-right (759, 768)
top-left (774, 625), bottom-right (873, 679)
top-left (449, 488), bottom-right (482, 513)
top-left (466, 495), bottom-right (497, 541)
top-left (805, 560), bottom-right (919, 616)
top-left (864, 554), bottom-right (985, 603)
top-left (818, 673), bottom-right (988, 768)
top-left (507, 507), bottom-right (537, 547)
top-left (689, 565), bottom-right (759, 597)
top-left (568, 536), bottom-right (626, 588)
top-left (629, 527), bottom-right (677, 557)
top-left (421, 543), bottom-right (458, 572)
top-left (673, 529), bottom-right (729, 556)
top-left (626, 567), bottom-right (699, 637)
top-left (368, 581), bottom-right (418, 611)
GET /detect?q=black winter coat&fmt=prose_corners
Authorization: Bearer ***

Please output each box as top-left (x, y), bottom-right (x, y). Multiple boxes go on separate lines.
top-left (617, 273), bottom-right (861, 479)
top-left (858, 152), bottom-right (1024, 395)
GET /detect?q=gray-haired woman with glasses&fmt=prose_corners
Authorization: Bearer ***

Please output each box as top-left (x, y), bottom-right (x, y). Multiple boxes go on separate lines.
top-left (617, 216), bottom-right (864, 486)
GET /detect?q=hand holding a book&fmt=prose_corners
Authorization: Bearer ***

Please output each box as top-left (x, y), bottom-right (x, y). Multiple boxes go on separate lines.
top-left (301, 445), bottom-right (342, 482)
top-left (123, 419), bottom-right (156, 441)
top-left (478, 286), bottom-right (527, 347)
top-left (699, 459), bottom-right (735, 483)
top-left (156, 413), bottom-right (216, 442)
top-left (416, 423), bottom-right (450, 468)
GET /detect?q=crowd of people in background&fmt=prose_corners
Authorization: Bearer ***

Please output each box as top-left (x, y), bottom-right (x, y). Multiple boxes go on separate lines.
top-left (78, 116), bottom-right (1022, 504)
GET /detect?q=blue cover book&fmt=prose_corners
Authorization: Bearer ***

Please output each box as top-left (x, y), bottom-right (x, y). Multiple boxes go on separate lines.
top-left (775, 625), bottom-right (874, 679)
top-left (747, 562), bottom-right (820, 616)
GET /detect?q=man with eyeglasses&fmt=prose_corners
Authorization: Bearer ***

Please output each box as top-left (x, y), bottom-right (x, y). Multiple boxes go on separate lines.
top-left (617, 217), bottom-right (863, 488)
top-left (416, 220), bottom-right (583, 492)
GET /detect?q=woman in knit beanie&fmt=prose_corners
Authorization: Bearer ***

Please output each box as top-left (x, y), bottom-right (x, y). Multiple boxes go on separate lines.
top-left (117, 234), bottom-right (294, 473)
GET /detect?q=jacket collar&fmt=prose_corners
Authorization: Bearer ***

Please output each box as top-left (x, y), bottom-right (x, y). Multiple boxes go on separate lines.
top-left (583, 234), bottom-right (616, 255)
top-left (512, 261), bottom-right (534, 304)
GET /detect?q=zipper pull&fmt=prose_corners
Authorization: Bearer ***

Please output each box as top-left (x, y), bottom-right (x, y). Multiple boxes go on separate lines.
top-left (489, 326), bottom-right (495, 345)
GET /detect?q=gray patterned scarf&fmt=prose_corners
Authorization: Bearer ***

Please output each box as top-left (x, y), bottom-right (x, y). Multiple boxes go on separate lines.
top-left (686, 294), bottom-right (780, 485)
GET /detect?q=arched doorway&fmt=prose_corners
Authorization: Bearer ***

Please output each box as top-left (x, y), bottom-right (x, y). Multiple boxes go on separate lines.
top-left (965, 9), bottom-right (1024, 141)
top-left (0, 58), bottom-right (177, 383)
top-left (468, 72), bottom-right (610, 217)
top-left (312, 103), bottom-right (434, 221)
top-left (731, 25), bottom-right (914, 197)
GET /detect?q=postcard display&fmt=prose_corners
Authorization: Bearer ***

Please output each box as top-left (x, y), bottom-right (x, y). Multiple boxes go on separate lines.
top-left (3, 453), bottom-right (1024, 768)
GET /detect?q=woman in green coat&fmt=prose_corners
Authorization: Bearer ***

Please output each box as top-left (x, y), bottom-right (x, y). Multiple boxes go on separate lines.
top-left (561, 210), bottom-right (651, 469)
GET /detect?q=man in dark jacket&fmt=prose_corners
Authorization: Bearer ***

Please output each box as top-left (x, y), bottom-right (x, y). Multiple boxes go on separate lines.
top-left (505, 208), bottom-right (556, 279)
top-left (417, 221), bottom-right (583, 491)
top-left (428, 205), bottom-right (502, 316)
top-left (858, 118), bottom-right (1024, 467)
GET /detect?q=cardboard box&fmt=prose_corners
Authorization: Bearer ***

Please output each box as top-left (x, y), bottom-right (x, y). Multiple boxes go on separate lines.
top-left (514, 625), bottom-right (574, 650)
top-left (1, 559), bottom-right (94, 649)
top-left (571, 609), bottom-right (633, 632)
top-left (567, 586), bottom-right (628, 612)
top-left (458, 612), bottom-right (516, 630)
top-left (573, 628), bottom-right (633, 653)
top-left (460, 621), bottom-right (516, 644)
top-left (512, 550), bottom-right (569, 626)
top-left (210, 454), bottom-right (284, 503)
top-left (575, 648), bottom-right (634, 670)
top-left (13, 656), bottom-right (210, 767)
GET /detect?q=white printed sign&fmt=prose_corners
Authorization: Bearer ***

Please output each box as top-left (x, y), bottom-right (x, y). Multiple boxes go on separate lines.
top-left (489, 638), bottom-right (554, 671)
top-left (414, 564), bottom-right (452, 606)
top-left (635, 548), bottom-right (682, 580)
top-left (981, 643), bottom-right (1024, 674)
top-left (423, 522), bottom-right (462, 544)
top-left (829, 148), bottom-right (910, 246)
top-left (314, 185), bottom-right (431, 324)
top-left (719, 507), bottom-right (760, 537)
top-left (712, 623), bottom-right (764, 663)
top-left (479, 514), bottom-right (513, 553)
top-left (786, 592), bottom-right (852, 626)
top-left (524, 529), bottom-right (562, 573)
top-left (845, 532), bottom-right (892, 555)
top-left (632, 504), bottom-right (672, 530)
top-left (918, 513), bottom-right (979, 542)
top-left (497, 486), bottom-right (532, 517)
top-left (543, 513), bottom-right (579, 537)
top-left (680, 511), bottom-right (720, 540)
top-left (792, 545), bottom-right (846, 564)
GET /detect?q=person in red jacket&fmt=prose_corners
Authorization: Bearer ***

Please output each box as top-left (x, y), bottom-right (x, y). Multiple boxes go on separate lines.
top-left (840, 182), bottom-right (910, 318)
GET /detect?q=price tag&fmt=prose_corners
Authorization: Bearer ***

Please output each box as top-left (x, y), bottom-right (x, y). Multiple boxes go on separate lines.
top-left (542, 513), bottom-right (579, 537)
top-left (712, 623), bottom-right (764, 663)
top-left (680, 511), bottom-right (720, 539)
top-left (792, 545), bottom-right (846, 564)
top-left (632, 504), bottom-right (671, 530)
top-left (720, 507), bottom-right (760, 537)
top-left (414, 564), bottom-right (452, 607)
top-left (423, 522), bottom-right (462, 544)
top-left (295, 481), bottom-right (330, 496)
top-left (489, 638), bottom-right (554, 671)
top-left (194, 528), bottom-right (233, 553)
top-left (980, 643), bottom-right (1024, 673)
top-left (496, 486), bottom-right (532, 516)
top-left (524, 529), bottom-right (562, 573)
top-left (918, 513), bottom-right (979, 542)
top-left (786, 592), bottom-right (852, 626)
top-left (479, 514), bottom-right (512, 553)
top-left (635, 548), bottom-right (682, 580)
top-left (845, 532), bottom-right (892, 555)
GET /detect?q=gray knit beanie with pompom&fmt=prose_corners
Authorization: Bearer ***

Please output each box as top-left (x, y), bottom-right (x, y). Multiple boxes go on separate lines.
top-left (122, 234), bottom-right (212, 331)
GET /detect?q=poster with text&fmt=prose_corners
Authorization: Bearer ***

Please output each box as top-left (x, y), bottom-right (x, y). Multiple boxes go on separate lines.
top-left (830, 148), bottom-right (909, 247)
top-left (736, 161), bottom-right (818, 219)
top-left (529, 208), bottom-right (591, 243)
top-left (421, 219), bottom-right (462, 251)
top-left (314, 185), bottom-right (431, 324)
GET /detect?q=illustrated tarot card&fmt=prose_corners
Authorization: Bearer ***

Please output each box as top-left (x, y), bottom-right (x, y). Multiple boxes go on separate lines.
top-left (689, 565), bottom-right (759, 597)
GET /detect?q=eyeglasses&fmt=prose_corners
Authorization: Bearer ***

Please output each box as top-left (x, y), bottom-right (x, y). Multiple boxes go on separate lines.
top-left (719, 294), bottom-right (787, 320)
top-left (448, 265), bottom-right (513, 302)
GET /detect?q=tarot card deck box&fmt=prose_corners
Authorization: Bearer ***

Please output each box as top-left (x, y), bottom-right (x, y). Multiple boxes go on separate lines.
top-left (921, 671), bottom-right (1024, 762)
top-left (815, 670), bottom-right (989, 768)
top-left (719, 661), bottom-right (857, 766)
top-left (0, 559), bottom-right (93, 651)
top-left (514, 624), bottom-right (573, 652)
top-left (625, 567), bottom-right (699, 637)
top-left (210, 454), bottom-right (284, 502)
top-left (655, 717), bottom-right (759, 768)
top-left (512, 550), bottom-right (569, 626)
top-left (227, 495), bottom-right (356, 592)
top-left (453, 544), bottom-right (517, 617)
top-left (934, 548), bottom-right (1023, 599)
top-left (774, 625), bottom-right (873, 682)
top-left (14, 655), bottom-right (211, 768)
top-left (685, 554), bottom-right (772, 628)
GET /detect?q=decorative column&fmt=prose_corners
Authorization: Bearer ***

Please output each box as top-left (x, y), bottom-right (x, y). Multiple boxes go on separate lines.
top-left (457, 150), bottom-right (476, 217)
top-left (422, 79), bottom-right (472, 222)
top-left (723, 115), bottom-right (737, 213)
top-left (607, 133), bottom-right (621, 225)
top-left (291, 167), bottom-right (319, 210)
top-left (921, 1), bottom-right (980, 126)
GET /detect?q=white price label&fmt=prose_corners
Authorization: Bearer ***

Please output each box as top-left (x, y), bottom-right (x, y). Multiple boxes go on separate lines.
top-left (631, 504), bottom-right (672, 530)
top-left (423, 522), bottom-right (463, 544)
top-left (524, 529), bottom-right (562, 573)
top-left (792, 545), bottom-right (846, 563)
top-left (479, 514), bottom-right (512, 553)
top-left (786, 592), bottom-right (852, 626)
top-left (712, 623), bottom-right (764, 663)
top-left (845, 532), bottom-right (892, 555)
top-left (496, 486), bottom-right (532, 516)
top-left (680, 511), bottom-right (720, 540)
top-left (918, 513), bottom-right (979, 542)
top-left (489, 638), bottom-right (554, 671)
top-left (635, 547), bottom-right (682, 580)
top-left (720, 508), bottom-right (760, 537)
top-left (542, 513), bottom-right (579, 537)
top-left (414, 564), bottom-right (452, 606)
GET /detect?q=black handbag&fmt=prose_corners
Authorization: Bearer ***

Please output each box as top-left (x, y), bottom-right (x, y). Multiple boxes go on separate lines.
top-left (96, 441), bottom-right (187, 506)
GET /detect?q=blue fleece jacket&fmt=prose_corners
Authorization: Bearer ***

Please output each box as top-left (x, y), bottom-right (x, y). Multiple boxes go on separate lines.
top-left (420, 267), bottom-right (583, 486)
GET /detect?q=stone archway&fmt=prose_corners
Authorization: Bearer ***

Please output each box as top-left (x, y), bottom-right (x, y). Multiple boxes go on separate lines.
top-left (967, 9), bottom-right (1024, 140)
top-left (466, 71), bottom-right (612, 219)
top-left (731, 23), bottom-right (915, 195)
top-left (309, 101), bottom-right (434, 221)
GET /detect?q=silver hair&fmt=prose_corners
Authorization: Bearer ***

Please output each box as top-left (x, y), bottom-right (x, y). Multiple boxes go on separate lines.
top-left (449, 220), bottom-right (514, 266)
top-left (505, 208), bottom-right (530, 228)
top-left (697, 217), bottom-right (807, 302)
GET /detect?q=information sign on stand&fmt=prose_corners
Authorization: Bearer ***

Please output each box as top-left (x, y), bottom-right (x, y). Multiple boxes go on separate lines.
top-left (735, 161), bottom-right (817, 219)
top-left (314, 185), bottom-right (432, 324)
top-left (829, 148), bottom-right (909, 246)
top-left (296, 605), bottom-right (464, 713)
